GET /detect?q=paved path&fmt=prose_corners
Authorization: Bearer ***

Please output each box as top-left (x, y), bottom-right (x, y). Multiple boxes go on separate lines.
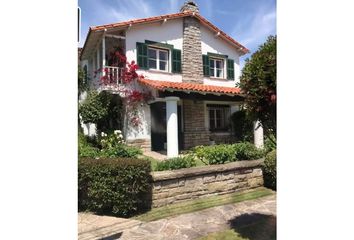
top-left (79, 194), bottom-right (276, 240)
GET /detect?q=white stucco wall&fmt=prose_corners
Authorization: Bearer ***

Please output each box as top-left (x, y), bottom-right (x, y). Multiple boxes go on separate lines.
top-left (125, 19), bottom-right (183, 82)
top-left (201, 25), bottom-right (241, 87)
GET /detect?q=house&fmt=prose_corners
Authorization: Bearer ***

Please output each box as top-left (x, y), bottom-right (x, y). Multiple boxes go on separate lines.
top-left (79, 1), bottom-right (264, 158)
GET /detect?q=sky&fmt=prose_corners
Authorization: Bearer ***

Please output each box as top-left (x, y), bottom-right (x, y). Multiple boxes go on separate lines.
top-left (78, 0), bottom-right (276, 67)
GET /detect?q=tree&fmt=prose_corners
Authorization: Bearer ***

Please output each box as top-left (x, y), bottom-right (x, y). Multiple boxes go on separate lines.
top-left (238, 35), bottom-right (276, 144)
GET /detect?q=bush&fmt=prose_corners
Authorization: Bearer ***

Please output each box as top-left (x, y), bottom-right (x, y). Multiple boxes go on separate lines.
top-left (78, 132), bottom-right (99, 158)
top-left (263, 150), bottom-right (276, 190)
top-left (100, 145), bottom-right (142, 158)
top-left (264, 135), bottom-right (276, 153)
top-left (233, 142), bottom-right (264, 160)
top-left (155, 155), bottom-right (196, 171)
top-left (193, 144), bottom-right (235, 165)
top-left (78, 157), bottom-right (151, 217)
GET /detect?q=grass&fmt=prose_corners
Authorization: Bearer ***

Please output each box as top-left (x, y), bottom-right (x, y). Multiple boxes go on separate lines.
top-left (197, 229), bottom-right (245, 240)
top-left (133, 187), bottom-right (274, 222)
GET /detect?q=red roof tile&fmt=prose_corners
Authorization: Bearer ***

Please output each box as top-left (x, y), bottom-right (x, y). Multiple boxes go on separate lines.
top-left (138, 78), bottom-right (243, 95)
top-left (89, 11), bottom-right (249, 55)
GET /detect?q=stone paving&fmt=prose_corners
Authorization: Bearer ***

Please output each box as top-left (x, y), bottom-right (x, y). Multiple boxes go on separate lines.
top-left (78, 194), bottom-right (276, 240)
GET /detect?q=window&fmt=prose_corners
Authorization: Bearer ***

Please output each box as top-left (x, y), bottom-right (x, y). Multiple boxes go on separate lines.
top-left (208, 105), bottom-right (230, 131)
top-left (148, 47), bottom-right (169, 72)
top-left (209, 58), bottom-right (224, 78)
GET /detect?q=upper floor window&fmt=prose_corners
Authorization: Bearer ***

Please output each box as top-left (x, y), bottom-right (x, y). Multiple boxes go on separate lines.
top-left (148, 47), bottom-right (169, 72)
top-left (209, 58), bottom-right (224, 78)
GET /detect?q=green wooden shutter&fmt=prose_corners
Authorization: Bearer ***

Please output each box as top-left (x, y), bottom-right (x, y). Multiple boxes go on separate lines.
top-left (203, 54), bottom-right (210, 76)
top-left (172, 49), bottom-right (181, 73)
top-left (227, 59), bottom-right (234, 80)
top-left (136, 42), bottom-right (148, 69)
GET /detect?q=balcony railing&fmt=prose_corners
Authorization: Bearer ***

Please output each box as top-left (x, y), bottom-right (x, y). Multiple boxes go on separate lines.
top-left (96, 66), bottom-right (124, 85)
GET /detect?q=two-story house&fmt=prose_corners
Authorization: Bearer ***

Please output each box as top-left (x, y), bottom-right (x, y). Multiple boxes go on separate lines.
top-left (80, 1), bottom-right (264, 158)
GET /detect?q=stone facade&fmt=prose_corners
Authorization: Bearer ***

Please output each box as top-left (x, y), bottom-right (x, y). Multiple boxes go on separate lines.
top-left (210, 132), bottom-right (236, 144)
top-left (150, 159), bottom-right (264, 208)
top-left (183, 99), bottom-right (210, 149)
top-left (126, 139), bottom-right (151, 151)
top-left (182, 16), bottom-right (204, 84)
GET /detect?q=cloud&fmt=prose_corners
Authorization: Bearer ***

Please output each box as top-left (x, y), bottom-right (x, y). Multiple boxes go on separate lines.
top-left (232, 4), bottom-right (276, 52)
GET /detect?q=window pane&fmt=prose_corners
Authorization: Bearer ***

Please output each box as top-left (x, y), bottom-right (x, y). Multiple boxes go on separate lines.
top-left (216, 60), bottom-right (222, 69)
top-left (216, 69), bottom-right (223, 78)
top-left (149, 59), bottom-right (157, 69)
top-left (159, 50), bottom-right (167, 60)
top-left (216, 119), bottom-right (221, 128)
top-left (148, 48), bottom-right (156, 59)
top-left (215, 109), bottom-right (222, 118)
top-left (159, 60), bottom-right (167, 71)
top-left (210, 67), bottom-right (215, 77)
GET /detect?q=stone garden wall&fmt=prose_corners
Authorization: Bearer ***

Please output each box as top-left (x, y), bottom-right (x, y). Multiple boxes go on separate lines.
top-left (150, 159), bottom-right (264, 207)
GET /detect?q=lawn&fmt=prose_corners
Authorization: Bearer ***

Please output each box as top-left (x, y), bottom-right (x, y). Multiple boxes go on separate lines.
top-left (133, 187), bottom-right (274, 222)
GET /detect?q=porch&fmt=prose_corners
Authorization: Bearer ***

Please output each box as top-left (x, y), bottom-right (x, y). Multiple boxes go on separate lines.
top-left (139, 79), bottom-right (264, 158)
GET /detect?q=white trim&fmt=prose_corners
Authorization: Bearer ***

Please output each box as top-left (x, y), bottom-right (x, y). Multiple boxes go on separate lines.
top-left (147, 47), bottom-right (169, 72)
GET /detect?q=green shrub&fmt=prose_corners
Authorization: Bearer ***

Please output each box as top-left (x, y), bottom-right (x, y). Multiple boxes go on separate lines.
top-left (193, 144), bottom-right (235, 165)
top-left (100, 145), bottom-right (142, 158)
top-left (78, 132), bottom-right (99, 158)
top-left (263, 150), bottom-right (276, 190)
top-left (155, 155), bottom-right (196, 171)
top-left (78, 157), bottom-right (151, 217)
top-left (264, 135), bottom-right (276, 153)
top-left (233, 142), bottom-right (265, 160)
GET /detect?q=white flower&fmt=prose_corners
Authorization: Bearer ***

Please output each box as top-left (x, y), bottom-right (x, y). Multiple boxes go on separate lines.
top-left (119, 134), bottom-right (123, 139)
top-left (101, 132), bottom-right (105, 137)
top-left (114, 130), bottom-right (119, 135)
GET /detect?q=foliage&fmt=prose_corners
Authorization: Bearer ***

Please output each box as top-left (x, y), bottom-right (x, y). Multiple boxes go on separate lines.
top-left (231, 109), bottom-right (254, 142)
top-left (155, 155), bottom-right (196, 171)
top-left (99, 145), bottom-right (142, 158)
top-left (79, 90), bottom-right (109, 124)
top-left (264, 134), bottom-right (276, 153)
top-left (99, 130), bottom-right (124, 149)
top-left (78, 157), bottom-right (151, 216)
top-left (78, 132), bottom-right (99, 158)
top-left (193, 144), bottom-right (236, 165)
top-left (263, 150), bottom-right (276, 190)
top-left (96, 92), bottom-right (123, 132)
top-left (233, 142), bottom-right (264, 160)
top-left (238, 35), bottom-right (276, 142)
top-left (193, 143), bottom-right (265, 165)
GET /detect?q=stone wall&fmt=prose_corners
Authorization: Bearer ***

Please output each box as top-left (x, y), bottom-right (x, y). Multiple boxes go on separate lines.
top-left (210, 132), bottom-right (236, 144)
top-left (150, 159), bottom-right (264, 208)
top-left (126, 139), bottom-right (151, 151)
top-left (183, 99), bottom-right (210, 149)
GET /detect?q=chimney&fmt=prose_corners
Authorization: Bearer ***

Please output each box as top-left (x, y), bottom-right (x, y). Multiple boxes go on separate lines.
top-left (181, 1), bottom-right (203, 84)
top-left (180, 1), bottom-right (199, 13)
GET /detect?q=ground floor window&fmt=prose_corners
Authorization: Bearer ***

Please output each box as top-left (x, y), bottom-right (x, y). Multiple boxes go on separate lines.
top-left (207, 104), bottom-right (231, 131)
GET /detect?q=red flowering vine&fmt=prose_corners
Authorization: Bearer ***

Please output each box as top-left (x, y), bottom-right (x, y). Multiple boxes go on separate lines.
top-left (94, 46), bottom-right (152, 128)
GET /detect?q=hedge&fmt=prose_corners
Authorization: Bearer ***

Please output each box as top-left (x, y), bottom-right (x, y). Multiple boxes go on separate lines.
top-left (78, 157), bottom-right (151, 217)
top-left (155, 155), bottom-right (196, 171)
top-left (263, 149), bottom-right (276, 190)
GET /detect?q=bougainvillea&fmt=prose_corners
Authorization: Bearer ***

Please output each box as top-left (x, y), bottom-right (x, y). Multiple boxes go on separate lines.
top-left (94, 46), bottom-right (152, 128)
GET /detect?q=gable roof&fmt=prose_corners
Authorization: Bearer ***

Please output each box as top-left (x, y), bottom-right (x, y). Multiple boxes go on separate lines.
top-left (138, 78), bottom-right (243, 96)
top-left (81, 11), bottom-right (249, 60)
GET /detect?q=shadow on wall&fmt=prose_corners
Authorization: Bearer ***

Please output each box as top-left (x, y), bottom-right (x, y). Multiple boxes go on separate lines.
top-left (228, 213), bottom-right (276, 240)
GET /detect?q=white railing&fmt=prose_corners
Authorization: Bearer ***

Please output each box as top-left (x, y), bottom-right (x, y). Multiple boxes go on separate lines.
top-left (95, 66), bottom-right (124, 86)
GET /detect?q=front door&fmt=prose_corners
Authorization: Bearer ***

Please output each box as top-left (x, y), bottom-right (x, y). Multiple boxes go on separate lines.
top-left (150, 102), bottom-right (183, 152)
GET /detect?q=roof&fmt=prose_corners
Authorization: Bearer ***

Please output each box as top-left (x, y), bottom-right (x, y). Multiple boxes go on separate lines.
top-left (81, 11), bottom-right (249, 59)
top-left (138, 78), bottom-right (243, 96)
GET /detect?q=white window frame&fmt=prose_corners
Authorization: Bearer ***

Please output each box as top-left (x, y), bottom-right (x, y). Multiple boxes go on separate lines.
top-left (148, 47), bottom-right (169, 72)
top-left (209, 58), bottom-right (225, 79)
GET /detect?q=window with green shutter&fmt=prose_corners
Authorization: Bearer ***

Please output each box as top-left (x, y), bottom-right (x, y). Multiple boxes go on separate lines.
top-left (172, 49), bottom-right (181, 73)
top-left (136, 42), bottom-right (148, 69)
top-left (203, 54), bottom-right (210, 76)
top-left (227, 59), bottom-right (234, 80)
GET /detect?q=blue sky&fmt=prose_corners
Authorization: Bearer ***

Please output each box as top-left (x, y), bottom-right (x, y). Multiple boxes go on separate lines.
top-left (79, 0), bottom-right (276, 67)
